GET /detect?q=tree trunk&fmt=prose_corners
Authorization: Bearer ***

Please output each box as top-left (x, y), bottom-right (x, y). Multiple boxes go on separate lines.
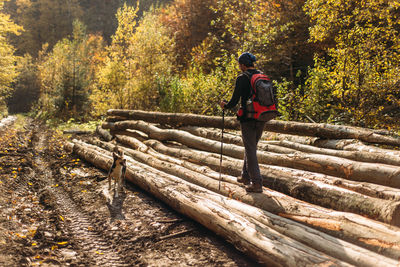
top-left (66, 141), bottom-right (357, 266)
top-left (67, 140), bottom-right (399, 266)
top-left (142, 139), bottom-right (400, 259)
top-left (62, 130), bottom-right (93, 135)
top-left (262, 131), bottom-right (318, 144)
top-left (95, 125), bottom-right (113, 141)
top-left (92, 136), bottom-right (400, 226)
top-left (314, 139), bottom-right (400, 157)
top-left (180, 126), bottom-right (297, 154)
top-left (114, 134), bottom-right (238, 184)
top-left (106, 109), bottom-right (400, 146)
top-left (275, 140), bottom-right (400, 166)
top-left (117, 134), bottom-right (400, 201)
top-left (103, 120), bottom-right (400, 188)
top-left (180, 126), bottom-right (400, 166)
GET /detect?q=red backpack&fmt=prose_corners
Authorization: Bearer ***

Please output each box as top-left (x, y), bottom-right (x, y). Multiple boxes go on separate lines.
top-left (237, 71), bottom-right (278, 121)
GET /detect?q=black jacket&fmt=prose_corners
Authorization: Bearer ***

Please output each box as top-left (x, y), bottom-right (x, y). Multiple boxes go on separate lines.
top-left (224, 69), bottom-right (260, 121)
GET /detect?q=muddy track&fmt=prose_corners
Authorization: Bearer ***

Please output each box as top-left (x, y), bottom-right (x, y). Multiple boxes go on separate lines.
top-left (32, 131), bottom-right (130, 266)
top-left (0, 118), bottom-right (257, 266)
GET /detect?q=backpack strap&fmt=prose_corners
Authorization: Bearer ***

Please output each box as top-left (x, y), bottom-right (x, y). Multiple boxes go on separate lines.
top-left (243, 71), bottom-right (256, 96)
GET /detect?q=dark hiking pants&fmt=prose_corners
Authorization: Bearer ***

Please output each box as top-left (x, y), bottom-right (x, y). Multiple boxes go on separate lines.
top-left (240, 120), bottom-right (266, 184)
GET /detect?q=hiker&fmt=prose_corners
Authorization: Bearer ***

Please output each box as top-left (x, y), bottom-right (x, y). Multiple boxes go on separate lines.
top-left (219, 52), bottom-right (266, 193)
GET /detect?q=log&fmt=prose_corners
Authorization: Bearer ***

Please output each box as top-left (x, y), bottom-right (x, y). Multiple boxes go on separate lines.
top-left (143, 139), bottom-right (400, 259)
top-left (70, 140), bottom-right (400, 264)
top-left (124, 134), bottom-right (400, 202)
top-left (180, 126), bottom-right (400, 166)
top-left (111, 129), bottom-right (148, 142)
top-left (62, 129), bottom-right (93, 135)
top-left (95, 125), bottom-right (113, 141)
top-left (103, 120), bottom-right (400, 188)
top-left (314, 139), bottom-right (400, 157)
top-left (88, 138), bottom-right (240, 187)
top-left (67, 141), bottom-right (353, 266)
top-left (92, 136), bottom-right (400, 226)
top-left (106, 116), bottom-right (129, 122)
top-left (118, 134), bottom-right (400, 202)
top-left (180, 126), bottom-right (297, 154)
top-left (262, 132), bottom-right (318, 144)
top-left (114, 134), bottom-right (239, 184)
top-left (203, 194), bottom-right (397, 267)
top-left (276, 140), bottom-right (400, 167)
top-left (106, 109), bottom-right (400, 146)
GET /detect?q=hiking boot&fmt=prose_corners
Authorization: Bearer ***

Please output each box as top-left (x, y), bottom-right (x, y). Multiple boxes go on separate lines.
top-left (237, 176), bottom-right (250, 185)
top-left (245, 182), bottom-right (263, 193)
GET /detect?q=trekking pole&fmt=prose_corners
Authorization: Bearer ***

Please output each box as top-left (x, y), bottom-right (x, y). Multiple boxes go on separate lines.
top-left (219, 108), bottom-right (225, 191)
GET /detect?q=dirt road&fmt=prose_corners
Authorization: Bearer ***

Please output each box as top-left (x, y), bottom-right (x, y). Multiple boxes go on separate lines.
top-left (0, 117), bottom-right (258, 266)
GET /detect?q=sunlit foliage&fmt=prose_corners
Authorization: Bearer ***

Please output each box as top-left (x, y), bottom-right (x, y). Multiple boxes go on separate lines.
top-left (304, 0), bottom-right (400, 128)
top-left (0, 0), bottom-right (22, 112)
top-left (37, 20), bottom-right (105, 120)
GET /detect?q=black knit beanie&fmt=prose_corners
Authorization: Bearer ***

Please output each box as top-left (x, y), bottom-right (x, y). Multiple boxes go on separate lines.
top-left (238, 52), bottom-right (256, 67)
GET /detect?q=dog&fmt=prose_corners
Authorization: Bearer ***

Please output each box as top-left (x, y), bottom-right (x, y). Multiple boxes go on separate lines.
top-left (107, 147), bottom-right (127, 197)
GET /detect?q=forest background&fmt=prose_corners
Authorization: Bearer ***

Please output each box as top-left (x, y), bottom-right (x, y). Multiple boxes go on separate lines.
top-left (0, 0), bottom-right (399, 131)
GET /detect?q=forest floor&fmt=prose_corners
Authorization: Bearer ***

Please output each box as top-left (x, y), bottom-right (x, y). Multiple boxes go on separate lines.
top-left (0, 116), bottom-right (259, 266)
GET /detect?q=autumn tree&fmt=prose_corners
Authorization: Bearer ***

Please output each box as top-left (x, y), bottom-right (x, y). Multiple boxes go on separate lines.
top-left (160, 0), bottom-right (217, 70)
top-left (207, 0), bottom-right (314, 83)
top-left (0, 0), bottom-right (22, 112)
top-left (304, 0), bottom-right (400, 128)
top-left (37, 20), bottom-right (105, 120)
top-left (6, 0), bottom-right (82, 56)
top-left (7, 55), bottom-right (40, 113)
top-left (92, 3), bottom-right (139, 115)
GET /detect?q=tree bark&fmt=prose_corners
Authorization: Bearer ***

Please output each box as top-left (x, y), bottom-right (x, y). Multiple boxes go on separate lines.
top-left (314, 139), bottom-right (400, 157)
top-left (106, 109), bottom-right (400, 146)
top-left (275, 140), bottom-right (400, 167)
top-left (114, 134), bottom-right (238, 184)
top-left (180, 126), bottom-right (400, 166)
top-left (93, 136), bottom-right (400, 225)
top-left (67, 143), bottom-right (399, 266)
top-left (144, 138), bottom-right (400, 202)
top-left (95, 125), bottom-right (113, 141)
top-left (67, 141), bottom-right (356, 266)
top-left (262, 131), bottom-right (318, 144)
top-left (103, 120), bottom-right (400, 188)
top-left (180, 126), bottom-right (297, 154)
top-left (142, 139), bottom-right (400, 259)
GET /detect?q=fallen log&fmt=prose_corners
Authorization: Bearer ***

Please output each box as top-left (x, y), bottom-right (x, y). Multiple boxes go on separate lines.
top-left (142, 139), bottom-right (400, 258)
top-left (180, 126), bottom-right (400, 166)
top-left (103, 120), bottom-right (400, 188)
top-left (95, 125), bottom-right (113, 141)
top-left (67, 141), bottom-right (354, 266)
top-left (106, 109), bottom-right (400, 146)
top-left (314, 139), bottom-right (400, 157)
top-left (111, 129), bottom-right (148, 142)
top-left (180, 126), bottom-right (297, 154)
top-left (144, 139), bottom-right (400, 202)
top-left (203, 194), bottom-right (396, 267)
top-left (118, 134), bottom-right (400, 201)
top-left (275, 140), bottom-right (400, 167)
top-left (92, 136), bottom-right (400, 226)
top-left (69, 141), bottom-right (399, 259)
top-left (62, 129), bottom-right (93, 135)
top-left (88, 138), bottom-right (240, 187)
top-left (114, 135), bottom-right (239, 184)
top-left (262, 132), bottom-right (318, 144)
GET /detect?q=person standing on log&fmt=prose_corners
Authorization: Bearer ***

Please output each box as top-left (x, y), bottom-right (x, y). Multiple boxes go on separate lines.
top-left (220, 52), bottom-right (265, 193)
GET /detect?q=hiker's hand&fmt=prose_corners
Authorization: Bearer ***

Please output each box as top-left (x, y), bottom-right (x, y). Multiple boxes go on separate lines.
top-left (220, 100), bottom-right (227, 109)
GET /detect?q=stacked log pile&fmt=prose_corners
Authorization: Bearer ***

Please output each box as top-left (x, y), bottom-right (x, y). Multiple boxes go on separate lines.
top-left (65, 109), bottom-right (400, 266)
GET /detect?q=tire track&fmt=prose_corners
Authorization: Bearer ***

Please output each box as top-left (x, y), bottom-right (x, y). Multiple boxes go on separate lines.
top-left (32, 126), bottom-right (129, 267)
